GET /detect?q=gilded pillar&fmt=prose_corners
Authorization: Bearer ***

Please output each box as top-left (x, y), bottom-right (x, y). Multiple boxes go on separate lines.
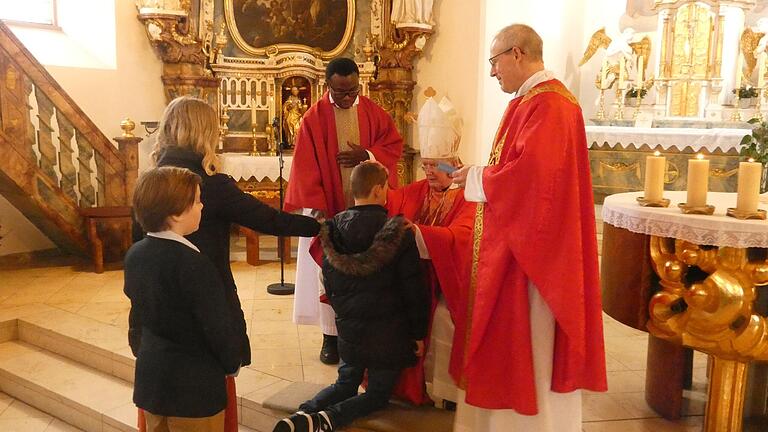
top-left (136, 6), bottom-right (218, 105)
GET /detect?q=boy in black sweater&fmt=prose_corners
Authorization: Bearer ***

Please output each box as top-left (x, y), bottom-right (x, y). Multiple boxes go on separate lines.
top-left (274, 161), bottom-right (430, 432)
top-left (125, 167), bottom-right (242, 432)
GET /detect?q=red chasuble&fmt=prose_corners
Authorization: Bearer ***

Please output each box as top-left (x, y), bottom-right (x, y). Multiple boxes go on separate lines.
top-left (462, 80), bottom-right (607, 413)
top-left (386, 179), bottom-right (476, 405)
top-left (284, 93), bottom-right (403, 216)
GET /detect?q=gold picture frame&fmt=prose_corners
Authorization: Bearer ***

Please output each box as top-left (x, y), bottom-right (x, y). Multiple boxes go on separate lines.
top-left (224, 0), bottom-right (356, 59)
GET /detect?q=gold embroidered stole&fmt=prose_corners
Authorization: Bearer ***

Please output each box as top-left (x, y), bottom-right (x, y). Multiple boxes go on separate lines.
top-left (333, 105), bottom-right (361, 208)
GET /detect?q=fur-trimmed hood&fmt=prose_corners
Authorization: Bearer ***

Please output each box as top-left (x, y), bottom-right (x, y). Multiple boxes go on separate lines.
top-left (320, 214), bottom-right (407, 277)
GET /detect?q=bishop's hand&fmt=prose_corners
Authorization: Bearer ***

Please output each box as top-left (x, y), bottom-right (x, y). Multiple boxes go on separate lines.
top-left (451, 165), bottom-right (472, 187)
top-left (337, 142), bottom-right (369, 168)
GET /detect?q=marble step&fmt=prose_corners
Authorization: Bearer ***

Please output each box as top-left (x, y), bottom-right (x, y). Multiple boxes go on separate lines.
top-left (3, 308), bottom-right (450, 432)
top-left (0, 338), bottom-right (259, 432)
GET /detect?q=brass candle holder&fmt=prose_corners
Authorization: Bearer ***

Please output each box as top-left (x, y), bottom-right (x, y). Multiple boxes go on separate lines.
top-left (249, 125), bottom-right (259, 156)
top-left (726, 208), bottom-right (767, 220)
top-left (731, 94), bottom-right (742, 122)
top-left (636, 196), bottom-right (670, 207)
top-left (678, 202), bottom-right (715, 215)
top-left (755, 87), bottom-right (766, 122)
top-left (614, 86), bottom-right (625, 121)
top-left (596, 88), bottom-right (607, 121)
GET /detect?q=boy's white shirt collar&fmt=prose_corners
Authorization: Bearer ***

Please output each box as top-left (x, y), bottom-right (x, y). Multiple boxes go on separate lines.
top-left (147, 230), bottom-right (200, 252)
top-left (512, 69), bottom-right (556, 99)
top-left (329, 92), bottom-right (360, 108)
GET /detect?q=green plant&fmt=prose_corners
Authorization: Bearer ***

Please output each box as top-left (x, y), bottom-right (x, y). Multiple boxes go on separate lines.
top-left (732, 86), bottom-right (759, 99)
top-left (739, 118), bottom-right (768, 165)
top-left (625, 88), bottom-right (648, 98)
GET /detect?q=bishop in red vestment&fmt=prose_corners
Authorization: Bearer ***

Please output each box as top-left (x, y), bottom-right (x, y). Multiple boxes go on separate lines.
top-left (452, 25), bottom-right (606, 430)
top-left (386, 175), bottom-right (475, 405)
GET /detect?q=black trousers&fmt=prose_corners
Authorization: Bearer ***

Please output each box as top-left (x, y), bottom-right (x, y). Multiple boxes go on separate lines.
top-left (299, 362), bottom-right (401, 428)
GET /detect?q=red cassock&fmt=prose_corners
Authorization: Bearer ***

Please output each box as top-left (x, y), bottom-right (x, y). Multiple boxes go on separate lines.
top-left (462, 80), bottom-right (607, 413)
top-left (386, 179), bottom-right (476, 405)
top-left (284, 93), bottom-right (403, 216)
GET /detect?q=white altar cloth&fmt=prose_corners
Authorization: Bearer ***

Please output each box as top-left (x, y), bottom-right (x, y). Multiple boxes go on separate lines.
top-left (586, 126), bottom-right (751, 153)
top-left (219, 153), bottom-right (293, 182)
top-left (602, 191), bottom-right (768, 249)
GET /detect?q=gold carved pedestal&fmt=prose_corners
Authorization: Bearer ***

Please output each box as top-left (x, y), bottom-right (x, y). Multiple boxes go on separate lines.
top-left (137, 9), bottom-right (218, 104)
top-left (648, 237), bottom-right (768, 431)
top-left (369, 25), bottom-right (433, 185)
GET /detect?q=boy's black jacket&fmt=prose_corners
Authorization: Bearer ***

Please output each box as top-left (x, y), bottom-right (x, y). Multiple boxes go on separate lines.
top-left (320, 204), bottom-right (429, 370)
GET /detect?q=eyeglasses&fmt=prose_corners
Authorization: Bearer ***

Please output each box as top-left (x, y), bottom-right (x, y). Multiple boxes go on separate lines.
top-left (488, 46), bottom-right (522, 66)
top-left (329, 85), bottom-right (360, 99)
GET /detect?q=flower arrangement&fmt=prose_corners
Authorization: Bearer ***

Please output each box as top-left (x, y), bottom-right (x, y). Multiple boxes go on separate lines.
top-left (625, 88), bottom-right (648, 98)
top-left (732, 85), bottom-right (759, 99)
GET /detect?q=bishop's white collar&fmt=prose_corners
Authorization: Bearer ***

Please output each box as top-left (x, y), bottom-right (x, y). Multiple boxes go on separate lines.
top-left (512, 70), bottom-right (556, 100)
top-left (147, 230), bottom-right (200, 252)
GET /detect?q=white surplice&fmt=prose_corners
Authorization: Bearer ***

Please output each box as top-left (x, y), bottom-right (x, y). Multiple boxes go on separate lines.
top-left (456, 69), bottom-right (581, 432)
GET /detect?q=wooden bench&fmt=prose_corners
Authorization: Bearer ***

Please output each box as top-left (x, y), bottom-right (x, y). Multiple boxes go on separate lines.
top-left (80, 206), bottom-right (132, 273)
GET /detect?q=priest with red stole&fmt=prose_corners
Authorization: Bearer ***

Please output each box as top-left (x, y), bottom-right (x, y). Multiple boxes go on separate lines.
top-left (385, 95), bottom-right (475, 406)
top-left (451, 24), bottom-right (607, 432)
top-left (284, 58), bottom-right (403, 365)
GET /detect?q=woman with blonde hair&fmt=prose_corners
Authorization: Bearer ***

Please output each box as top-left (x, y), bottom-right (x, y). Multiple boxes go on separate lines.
top-left (135, 96), bottom-right (320, 431)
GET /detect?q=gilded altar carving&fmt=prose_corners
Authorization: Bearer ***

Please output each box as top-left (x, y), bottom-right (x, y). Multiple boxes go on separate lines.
top-left (136, 7), bottom-right (219, 103)
top-left (648, 237), bottom-right (768, 361)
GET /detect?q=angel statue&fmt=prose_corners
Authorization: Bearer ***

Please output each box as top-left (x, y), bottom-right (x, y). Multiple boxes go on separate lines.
top-left (580, 27), bottom-right (651, 87)
top-left (740, 18), bottom-right (768, 85)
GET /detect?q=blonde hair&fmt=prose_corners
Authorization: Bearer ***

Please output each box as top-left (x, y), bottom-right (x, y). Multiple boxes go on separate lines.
top-left (152, 96), bottom-right (221, 176)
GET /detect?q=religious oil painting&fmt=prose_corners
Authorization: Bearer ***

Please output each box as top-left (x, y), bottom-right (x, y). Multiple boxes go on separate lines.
top-left (225, 0), bottom-right (355, 58)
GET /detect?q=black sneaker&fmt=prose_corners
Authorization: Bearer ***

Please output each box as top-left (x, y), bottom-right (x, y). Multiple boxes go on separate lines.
top-left (311, 411), bottom-right (334, 432)
top-left (273, 411), bottom-right (312, 432)
top-left (319, 334), bottom-right (339, 365)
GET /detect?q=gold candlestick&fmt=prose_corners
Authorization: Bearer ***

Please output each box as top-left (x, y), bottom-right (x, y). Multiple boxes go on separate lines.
top-left (755, 88), bottom-right (765, 122)
top-left (249, 125), bottom-right (258, 156)
top-left (726, 208), bottom-right (767, 220)
top-left (636, 196), bottom-right (670, 207)
top-left (596, 88), bottom-right (607, 120)
top-left (731, 94), bottom-right (742, 122)
top-left (678, 202), bottom-right (716, 215)
top-left (614, 86), bottom-right (625, 121)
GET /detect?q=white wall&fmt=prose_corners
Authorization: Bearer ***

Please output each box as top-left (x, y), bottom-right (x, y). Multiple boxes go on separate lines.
top-left (1, 0), bottom-right (166, 256)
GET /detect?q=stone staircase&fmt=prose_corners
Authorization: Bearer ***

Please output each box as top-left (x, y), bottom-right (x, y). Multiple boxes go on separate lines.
top-left (0, 306), bottom-right (451, 432)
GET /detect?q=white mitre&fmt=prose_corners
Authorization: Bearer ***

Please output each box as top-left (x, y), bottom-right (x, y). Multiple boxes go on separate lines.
top-left (418, 96), bottom-right (462, 159)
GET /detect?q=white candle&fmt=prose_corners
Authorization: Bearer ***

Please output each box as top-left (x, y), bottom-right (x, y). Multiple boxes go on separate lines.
top-left (686, 154), bottom-right (710, 207)
top-left (636, 56), bottom-right (644, 88)
top-left (251, 98), bottom-right (257, 126)
top-left (644, 151), bottom-right (665, 201)
top-left (619, 57), bottom-right (626, 89)
top-left (600, 58), bottom-right (608, 89)
top-left (735, 55), bottom-right (743, 91)
top-left (759, 54), bottom-right (767, 89)
top-left (736, 159), bottom-right (763, 213)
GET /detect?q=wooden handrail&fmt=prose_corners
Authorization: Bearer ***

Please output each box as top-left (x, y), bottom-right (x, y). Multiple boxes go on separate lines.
top-left (0, 21), bottom-right (126, 172)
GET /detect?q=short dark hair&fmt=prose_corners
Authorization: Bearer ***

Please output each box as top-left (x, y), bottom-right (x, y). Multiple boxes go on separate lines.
top-left (326, 57), bottom-right (359, 81)
top-left (133, 167), bottom-right (201, 232)
top-left (350, 161), bottom-right (388, 199)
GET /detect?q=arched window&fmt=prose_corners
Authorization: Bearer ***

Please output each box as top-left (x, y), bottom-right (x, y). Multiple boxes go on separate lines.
top-left (0, 1), bottom-right (57, 27)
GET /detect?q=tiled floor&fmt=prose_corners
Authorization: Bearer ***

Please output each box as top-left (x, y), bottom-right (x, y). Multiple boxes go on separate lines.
top-left (0, 392), bottom-right (82, 431)
top-left (0, 230), bottom-right (708, 431)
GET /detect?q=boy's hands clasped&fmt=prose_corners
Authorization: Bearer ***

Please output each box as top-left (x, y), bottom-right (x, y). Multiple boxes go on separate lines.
top-left (414, 340), bottom-right (425, 357)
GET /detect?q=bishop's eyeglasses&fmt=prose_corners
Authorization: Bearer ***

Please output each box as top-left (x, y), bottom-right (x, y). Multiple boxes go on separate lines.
top-left (488, 46), bottom-right (522, 66)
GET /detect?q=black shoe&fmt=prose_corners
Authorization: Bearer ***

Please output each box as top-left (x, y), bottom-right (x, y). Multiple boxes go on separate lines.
top-left (319, 334), bottom-right (339, 365)
top-left (273, 411), bottom-right (312, 432)
top-left (310, 411), bottom-right (334, 431)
